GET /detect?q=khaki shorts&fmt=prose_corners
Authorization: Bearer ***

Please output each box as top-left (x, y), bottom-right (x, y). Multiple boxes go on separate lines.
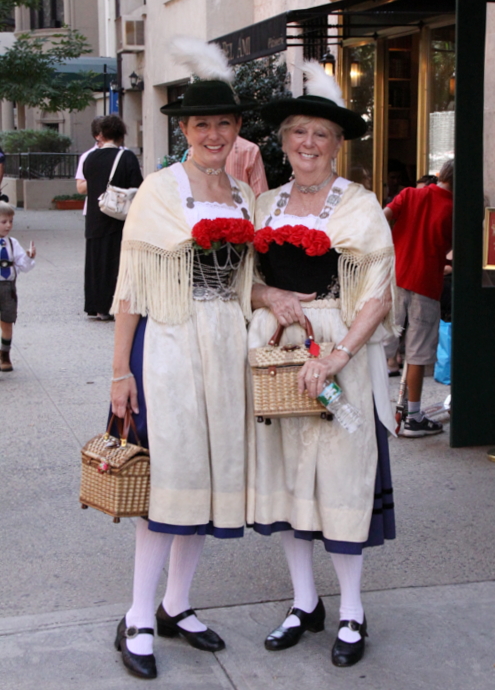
top-left (385, 288), bottom-right (440, 365)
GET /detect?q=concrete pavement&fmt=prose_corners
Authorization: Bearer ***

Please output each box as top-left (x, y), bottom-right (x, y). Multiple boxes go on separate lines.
top-left (1, 209), bottom-right (495, 689)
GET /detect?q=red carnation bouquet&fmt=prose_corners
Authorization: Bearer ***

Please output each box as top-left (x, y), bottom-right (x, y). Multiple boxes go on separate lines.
top-left (253, 224), bottom-right (331, 257)
top-left (192, 218), bottom-right (255, 254)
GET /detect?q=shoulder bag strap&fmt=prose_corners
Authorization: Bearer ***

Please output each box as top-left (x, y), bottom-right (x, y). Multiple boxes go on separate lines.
top-left (107, 148), bottom-right (125, 187)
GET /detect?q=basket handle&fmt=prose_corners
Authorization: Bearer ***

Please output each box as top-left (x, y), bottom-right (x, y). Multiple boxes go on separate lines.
top-left (268, 315), bottom-right (315, 347)
top-left (105, 406), bottom-right (141, 447)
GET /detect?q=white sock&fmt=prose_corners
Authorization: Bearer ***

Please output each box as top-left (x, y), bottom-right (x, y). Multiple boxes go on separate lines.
top-left (280, 531), bottom-right (318, 629)
top-left (126, 518), bottom-right (174, 655)
top-left (162, 534), bottom-right (207, 633)
top-left (407, 401), bottom-right (422, 421)
top-left (330, 553), bottom-right (364, 643)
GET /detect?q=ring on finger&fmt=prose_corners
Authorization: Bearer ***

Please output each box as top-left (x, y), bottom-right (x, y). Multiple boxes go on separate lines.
top-left (312, 373), bottom-right (320, 379)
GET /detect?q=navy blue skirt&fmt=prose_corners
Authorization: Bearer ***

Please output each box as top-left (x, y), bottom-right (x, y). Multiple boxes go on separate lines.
top-left (250, 405), bottom-right (396, 554)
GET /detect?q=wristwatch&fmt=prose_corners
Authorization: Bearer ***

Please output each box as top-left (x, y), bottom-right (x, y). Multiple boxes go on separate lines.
top-left (335, 344), bottom-right (353, 359)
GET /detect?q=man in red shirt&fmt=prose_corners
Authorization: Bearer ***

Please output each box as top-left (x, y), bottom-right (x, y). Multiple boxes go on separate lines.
top-left (384, 159), bottom-right (453, 437)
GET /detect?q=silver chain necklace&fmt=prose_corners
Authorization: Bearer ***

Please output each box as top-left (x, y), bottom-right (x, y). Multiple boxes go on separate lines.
top-left (294, 172), bottom-right (335, 194)
top-left (191, 158), bottom-right (224, 176)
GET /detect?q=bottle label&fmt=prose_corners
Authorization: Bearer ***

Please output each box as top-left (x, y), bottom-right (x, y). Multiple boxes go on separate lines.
top-left (317, 381), bottom-right (341, 408)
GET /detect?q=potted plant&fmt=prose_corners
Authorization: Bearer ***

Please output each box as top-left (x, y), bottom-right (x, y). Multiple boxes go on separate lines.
top-left (52, 193), bottom-right (86, 210)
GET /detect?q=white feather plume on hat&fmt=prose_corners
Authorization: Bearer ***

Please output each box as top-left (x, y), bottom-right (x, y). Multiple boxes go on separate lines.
top-left (169, 35), bottom-right (234, 83)
top-left (302, 60), bottom-right (345, 107)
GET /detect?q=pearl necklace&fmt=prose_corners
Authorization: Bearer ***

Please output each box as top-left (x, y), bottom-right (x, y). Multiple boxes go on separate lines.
top-left (191, 158), bottom-right (224, 176)
top-left (294, 172), bottom-right (335, 194)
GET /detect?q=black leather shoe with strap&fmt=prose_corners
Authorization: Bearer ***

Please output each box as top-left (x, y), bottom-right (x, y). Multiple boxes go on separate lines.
top-left (156, 603), bottom-right (225, 652)
top-left (114, 617), bottom-right (157, 680)
top-left (331, 617), bottom-right (368, 667)
top-left (264, 597), bottom-right (326, 651)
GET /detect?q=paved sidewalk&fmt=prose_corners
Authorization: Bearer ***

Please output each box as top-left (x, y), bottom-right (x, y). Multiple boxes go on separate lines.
top-left (1, 210), bottom-right (494, 689)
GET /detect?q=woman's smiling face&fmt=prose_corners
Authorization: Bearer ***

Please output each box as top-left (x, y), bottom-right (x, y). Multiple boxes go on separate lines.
top-left (282, 116), bottom-right (343, 180)
top-left (180, 114), bottom-right (241, 169)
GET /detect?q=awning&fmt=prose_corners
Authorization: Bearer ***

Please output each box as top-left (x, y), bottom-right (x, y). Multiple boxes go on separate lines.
top-left (211, 0), bottom-right (455, 64)
top-left (56, 57), bottom-right (117, 92)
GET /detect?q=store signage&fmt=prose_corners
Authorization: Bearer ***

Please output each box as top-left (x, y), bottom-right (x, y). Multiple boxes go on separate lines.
top-left (211, 14), bottom-right (287, 65)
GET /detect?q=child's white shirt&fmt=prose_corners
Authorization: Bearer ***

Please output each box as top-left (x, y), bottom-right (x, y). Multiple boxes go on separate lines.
top-left (0, 236), bottom-right (35, 281)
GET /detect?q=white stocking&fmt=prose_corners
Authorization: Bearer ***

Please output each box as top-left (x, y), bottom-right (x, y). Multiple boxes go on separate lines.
top-left (330, 552), bottom-right (364, 643)
top-left (126, 518), bottom-right (174, 655)
top-left (279, 531), bottom-right (318, 628)
top-left (162, 533), bottom-right (207, 633)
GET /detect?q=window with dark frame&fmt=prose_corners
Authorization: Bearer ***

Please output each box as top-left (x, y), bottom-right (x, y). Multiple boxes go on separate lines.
top-left (30, 0), bottom-right (64, 29)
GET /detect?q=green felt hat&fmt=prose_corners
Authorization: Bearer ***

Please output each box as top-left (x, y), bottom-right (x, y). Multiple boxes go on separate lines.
top-left (261, 95), bottom-right (367, 140)
top-left (161, 80), bottom-right (255, 117)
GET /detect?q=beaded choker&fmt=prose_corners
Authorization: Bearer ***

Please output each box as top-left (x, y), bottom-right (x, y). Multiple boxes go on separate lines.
top-left (294, 172), bottom-right (335, 194)
top-left (191, 158), bottom-right (224, 176)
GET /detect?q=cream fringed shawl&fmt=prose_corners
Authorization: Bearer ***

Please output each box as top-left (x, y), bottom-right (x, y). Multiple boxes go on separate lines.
top-left (255, 182), bottom-right (399, 334)
top-left (111, 167), bottom-right (256, 324)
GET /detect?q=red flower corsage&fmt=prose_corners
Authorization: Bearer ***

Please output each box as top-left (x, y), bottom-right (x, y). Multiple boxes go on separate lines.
top-left (192, 218), bottom-right (255, 253)
top-left (254, 225), bottom-right (331, 256)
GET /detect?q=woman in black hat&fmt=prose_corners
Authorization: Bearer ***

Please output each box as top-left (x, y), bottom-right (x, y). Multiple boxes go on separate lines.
top-left (110, 37), bottom-right (255, 679)
top-left (247, 61), bottom-right (397, 667)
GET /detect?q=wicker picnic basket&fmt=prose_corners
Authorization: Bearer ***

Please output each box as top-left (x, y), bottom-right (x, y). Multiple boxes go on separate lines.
top-left (248, 316), bottom-right (334, 420)
top-left (80, 409), bottom-right (149, 523)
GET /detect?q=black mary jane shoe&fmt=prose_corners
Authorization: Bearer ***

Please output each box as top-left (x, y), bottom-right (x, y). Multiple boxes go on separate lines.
top-left (331, 617), bottom-right (368, 668)
top-left (264, 597), bottom-right (326, 651)
top-left (114, 617), bottom-right (157, 680)
top-left (156, 603), bottom-right (225, 652)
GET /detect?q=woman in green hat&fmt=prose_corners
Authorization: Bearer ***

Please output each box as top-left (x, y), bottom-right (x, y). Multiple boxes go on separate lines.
top-left (110, 36), bottom-right (255, 680)
top-left (248, 61), bottom-right (398, 667)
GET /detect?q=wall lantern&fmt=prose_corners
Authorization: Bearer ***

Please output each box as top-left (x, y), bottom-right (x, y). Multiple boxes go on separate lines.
top-left (449, 72), bottom-right (456, 98)
top-left (350, 60), bottom-right (362, 88)
top-left (319, 52), bottom-right (336, 77)
top-left (129, 71), bottom-right (144, 91)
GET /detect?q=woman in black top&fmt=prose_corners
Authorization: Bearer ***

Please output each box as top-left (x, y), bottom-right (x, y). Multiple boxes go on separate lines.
top-left (83, 115), bottom-right (143, 319)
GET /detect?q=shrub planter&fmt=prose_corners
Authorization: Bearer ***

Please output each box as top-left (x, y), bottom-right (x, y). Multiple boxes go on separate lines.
top-left (54, 199), bottom-right (85, 210)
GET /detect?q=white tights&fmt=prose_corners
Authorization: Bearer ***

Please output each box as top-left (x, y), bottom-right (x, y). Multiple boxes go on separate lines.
top-left (280, 531), bottom-right (364, 643)
top-left (125, 518), bottom-right (206, 655)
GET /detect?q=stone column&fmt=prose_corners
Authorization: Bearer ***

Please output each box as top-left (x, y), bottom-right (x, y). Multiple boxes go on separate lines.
top-left (1, 101), bottom-right (14, 131)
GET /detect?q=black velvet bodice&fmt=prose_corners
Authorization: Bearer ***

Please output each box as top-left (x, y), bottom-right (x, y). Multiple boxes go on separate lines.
top-left (258, 244), bottom-right (340, 300)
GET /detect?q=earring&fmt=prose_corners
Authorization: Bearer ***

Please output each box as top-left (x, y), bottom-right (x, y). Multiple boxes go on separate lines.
top-left (283, 153), bottom-right (287, 166)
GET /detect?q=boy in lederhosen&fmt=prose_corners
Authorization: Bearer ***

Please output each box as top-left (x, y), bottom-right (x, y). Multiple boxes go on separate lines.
top-left (0, 202), bottom-right (35, 371)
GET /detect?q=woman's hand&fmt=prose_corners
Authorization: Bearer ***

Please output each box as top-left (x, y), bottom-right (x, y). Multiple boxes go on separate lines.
top-left (111, 375), bottom-right (139, 417)
top-left (298, 349), bottom-right (350, 398)
top-left (252, 284), bottom-right (316, 327)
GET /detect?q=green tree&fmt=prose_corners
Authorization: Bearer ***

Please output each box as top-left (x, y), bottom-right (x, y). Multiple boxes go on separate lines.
top-left (0, 1), bottom-right (95, 113)
top-left (233, 56), bottom-right (293, 189)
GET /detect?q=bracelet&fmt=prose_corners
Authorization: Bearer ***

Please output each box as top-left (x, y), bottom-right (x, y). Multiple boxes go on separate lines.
top-left (111, 372), bottom-right (134, 383)
top-left (335, 344), bottom-right (353, 359)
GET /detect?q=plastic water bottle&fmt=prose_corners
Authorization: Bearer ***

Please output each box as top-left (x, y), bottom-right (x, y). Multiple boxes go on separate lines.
top-left (156, 158), bottom-right (163, 170)
top-left (317, 381), bottom-right (363, 434)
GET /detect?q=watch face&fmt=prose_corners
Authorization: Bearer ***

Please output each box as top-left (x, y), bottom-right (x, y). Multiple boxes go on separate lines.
top-left (125, 626), bottom-right (139, 639)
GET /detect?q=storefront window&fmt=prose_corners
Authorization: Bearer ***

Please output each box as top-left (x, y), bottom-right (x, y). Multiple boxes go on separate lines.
top-left (428, 25), bottom-right (455, 175)
top-left (346, 44), bottom-right (375, 190)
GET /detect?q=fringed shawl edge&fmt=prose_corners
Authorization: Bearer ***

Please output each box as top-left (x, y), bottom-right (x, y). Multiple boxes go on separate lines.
top-left (111, 239), bottom-right (254, 325)
top-left (338, 246), bottom-right (400, 336)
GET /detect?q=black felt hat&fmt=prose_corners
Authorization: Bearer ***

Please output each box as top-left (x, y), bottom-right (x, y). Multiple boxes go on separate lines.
top-left (160, 80), bottom-right (256, 117)
top-left (261, 95), bottom-right (367, 140)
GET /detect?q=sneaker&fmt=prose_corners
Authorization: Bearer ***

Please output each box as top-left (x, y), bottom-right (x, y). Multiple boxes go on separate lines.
top-left (401, 415), bottom-right (443, 437)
